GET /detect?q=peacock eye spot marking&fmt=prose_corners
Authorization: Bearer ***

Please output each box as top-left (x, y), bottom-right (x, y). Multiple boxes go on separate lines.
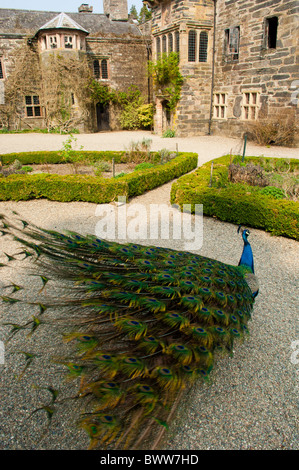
top-left (127, 357), bottom-right (137, 363)
top-left (162, 368), bottom-right (170, 374)
top-left (196, 328), bottom-right (205, 333)
top-left (104, 415), bottom-right (113, 422)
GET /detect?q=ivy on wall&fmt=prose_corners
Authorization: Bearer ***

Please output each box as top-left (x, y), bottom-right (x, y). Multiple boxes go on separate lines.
top-left (148, 52), bottom-right (183, 110)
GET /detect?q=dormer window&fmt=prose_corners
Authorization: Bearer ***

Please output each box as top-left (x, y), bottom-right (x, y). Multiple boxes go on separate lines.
top-left (64, 36), bottom-right (73, 49)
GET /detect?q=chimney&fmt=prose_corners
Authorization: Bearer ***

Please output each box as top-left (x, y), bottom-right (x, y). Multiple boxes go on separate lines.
top-left (103, 0), bottom-right (128, 21)
top-left (78, 4), bottom-right (93, 13)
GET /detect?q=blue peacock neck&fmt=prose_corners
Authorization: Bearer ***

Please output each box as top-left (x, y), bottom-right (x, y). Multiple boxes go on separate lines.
top-left (238, 230), bottom-right (255, 274)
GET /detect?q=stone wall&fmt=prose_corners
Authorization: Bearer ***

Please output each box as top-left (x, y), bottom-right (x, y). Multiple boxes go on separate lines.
top-left (149, 0), bottom-right (298, 139)
top-left (0, 8), bottom-right (150, 132)
top-left (150, 0), bottom-right (215, 136)
top-left (211, 0), bottom-right (299, 139)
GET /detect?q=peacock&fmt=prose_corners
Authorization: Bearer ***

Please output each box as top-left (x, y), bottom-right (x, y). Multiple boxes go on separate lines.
top-left (0, 212), bottom-right (259, 450)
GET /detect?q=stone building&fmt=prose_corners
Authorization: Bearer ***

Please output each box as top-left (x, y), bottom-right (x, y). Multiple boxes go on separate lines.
top-left (0, 0), bottom-right (298, 139)
top-left (0, 2), bottom-right (151, 132)
top-left (146, 0), bottom-right (298, 139)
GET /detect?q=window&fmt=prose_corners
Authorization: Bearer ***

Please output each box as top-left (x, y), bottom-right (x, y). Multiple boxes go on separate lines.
top-left (64, 36), bottom-right (73, 49)
top-left (71, 93), bottom-right (75, 105)
top-left (188, 30), bottom-right (196, 62)
top-left (25, 95), bottom-right (42, 117)
top-left (175, 31), bottom-right (180, 53)
top-left (162, 35), bottom-right (167, 54)
top-left (265, 17), bottom-right (278, 49)
top-left (214, 93), bottom-right (227, 119)
top-left (199, 31), bottom-right (208, 62)
top-left (0, 59), bottom-right (4, 79)
top-left (168, 33), bottom-right (173, 53)
top-left (242, 91), bottom-right (260, 120)
top-left (225, 26), bottom-right (240, 60)
top-left (93, 59), bottom-right (109, 80)
top-left (156, 37), bottom-right (161, 60)
top-left (93, 59), bottom-right (100, 78)
top-left (101, 59), bottom-right (108, 79)
top-left (49, 35), bottom-right (57, 49)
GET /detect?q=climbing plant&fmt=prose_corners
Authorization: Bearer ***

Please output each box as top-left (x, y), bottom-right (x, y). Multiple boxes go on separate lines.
top-left (148, 52), bottom-right (183, 110)
top-left (89, 82), bottom-right (153, 130)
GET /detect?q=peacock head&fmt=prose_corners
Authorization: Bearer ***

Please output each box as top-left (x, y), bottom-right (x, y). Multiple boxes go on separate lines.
top-left (238, 225), bottom-right (250, 241)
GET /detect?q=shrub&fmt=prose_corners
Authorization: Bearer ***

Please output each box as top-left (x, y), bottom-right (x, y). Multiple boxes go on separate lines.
top-left (249, 113), bottom-right (297, 147)
top-left (162, 129), bottom-right (176, 138)
top-left (171, 155), bottom-right (299, 240)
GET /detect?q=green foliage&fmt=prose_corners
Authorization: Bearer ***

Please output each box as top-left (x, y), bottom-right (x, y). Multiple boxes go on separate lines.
top-left (148, 53), bottom-right (183, 110)
top-left (21, 166), bottom-right (33, 173)
top-left (0, 127), bottom-right (80, 134)
top-left (0, 150), bottom-right (127, 165)
top-left (129, 5), bottom-right (138, 19)
top-left (134, 162), bottom-right (156, 171)
top-left (259, 186), bottom-right (286, 199)
top-left (139, 4), bottom-right (152, 22)
top-left (93, 160), bottom-right (112, 176)
top-left (137, 104), bottom-right (154, 129)
top-left (162, 129), bottom-right (176, 138)
top-left (171, 155), bottom-right (299, 240)
top-left (59, 134), bottom-right (86, 174)
top-left (89, 83), bottom-right (153, 130)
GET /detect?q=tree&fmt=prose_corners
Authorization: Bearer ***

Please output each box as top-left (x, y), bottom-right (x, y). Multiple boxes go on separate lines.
top-left (129, 5), bottom-right (138, 20)
top-left (139, 4), bottom-right (152, 23)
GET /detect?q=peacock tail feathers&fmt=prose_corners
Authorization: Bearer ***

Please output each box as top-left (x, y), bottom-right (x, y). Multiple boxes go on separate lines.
top-left (0, 212), bottom-right (258, 450)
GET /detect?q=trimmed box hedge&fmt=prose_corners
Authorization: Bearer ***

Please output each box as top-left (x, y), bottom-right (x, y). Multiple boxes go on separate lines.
top-left (0, 152), bottom-right (198, 204)
top-left (0, 150), bottom-right (128, 165)
top-left (170, 155), bottom-right (299, 240)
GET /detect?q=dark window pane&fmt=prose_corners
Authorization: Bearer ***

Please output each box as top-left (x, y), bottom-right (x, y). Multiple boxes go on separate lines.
top-left (34, 106), bottom-right (41, 116)
top-left (0, 61), bottom-right (3, 79)
top-left (33, 96), bottom-right (40, 105)
top-left (26, 107), bottom-right (33, 117)
top-left (93, 59), bottom-right (100, 78)
top-left (175, 31), bottom-right (180, 53)
top-left (101, 59), bottom-right (108, 79)
top-left (267, 17), bottom-right (278, 49)
top-left (199, 31), bottom-right (208, 62)
top-left (168, 33), bottom-right (173, 53)
top-left (188, 30), bottom-right (196, 62)
top-left (156, 37), bottom-right (161, 59)
top-left (162, 35), bottom-right (167, 53)
top-left (25, 96), bottom-right (32, 105)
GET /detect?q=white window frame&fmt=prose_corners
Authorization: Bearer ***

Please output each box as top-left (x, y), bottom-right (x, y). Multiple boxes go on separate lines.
top-left (213, 93), bottom-right (228, 119)
top-left (242, 90), bottom-right (260, 120)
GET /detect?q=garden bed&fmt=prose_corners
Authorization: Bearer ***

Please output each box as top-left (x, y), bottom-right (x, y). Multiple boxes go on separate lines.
top-left (171, 155), bottom-right (299, 240)
top-left (0, 151), bottom-right (198, 204)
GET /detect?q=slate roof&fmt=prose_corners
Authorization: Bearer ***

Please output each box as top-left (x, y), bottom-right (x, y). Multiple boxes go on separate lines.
top-left (0, 8), bottom-right (143, 38)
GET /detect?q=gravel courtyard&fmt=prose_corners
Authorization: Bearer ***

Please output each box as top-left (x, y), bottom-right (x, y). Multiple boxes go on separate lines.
top-left (0, 131), bottom-right (298, 450)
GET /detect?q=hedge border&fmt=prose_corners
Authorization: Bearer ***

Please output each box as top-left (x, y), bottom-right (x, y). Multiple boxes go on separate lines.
top-left (0, 152), bottom-right (198, 204)
top-left (170, 155), bottom-right (299, 240)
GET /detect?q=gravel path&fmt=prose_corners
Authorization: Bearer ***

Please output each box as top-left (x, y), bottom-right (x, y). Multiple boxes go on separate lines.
top-left (0, 132), bottom-right (298, 450)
